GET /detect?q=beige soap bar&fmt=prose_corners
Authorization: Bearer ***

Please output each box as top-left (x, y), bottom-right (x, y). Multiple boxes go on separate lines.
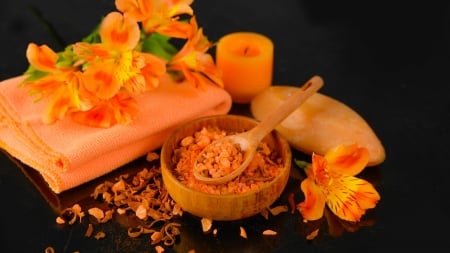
top-left (250, 86), bottom-right (385, 166)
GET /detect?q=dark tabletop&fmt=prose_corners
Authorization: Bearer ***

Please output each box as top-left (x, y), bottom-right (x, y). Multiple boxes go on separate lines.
top-left (1, 0), bottom-right (450, 252)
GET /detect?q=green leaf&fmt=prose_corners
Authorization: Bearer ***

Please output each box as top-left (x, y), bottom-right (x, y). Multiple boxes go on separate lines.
top-left (141, 33), bottom-right (178, 60)
top-left (293, 159), bottom-right (311, 170)
top-left (55, 45), bottom-right (77, 68)
top-left (22, 66), bottom-right (48, 83)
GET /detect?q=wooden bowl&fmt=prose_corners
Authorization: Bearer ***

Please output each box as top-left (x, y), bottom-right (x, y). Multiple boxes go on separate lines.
top-left (160, 114), bottom-right (292, 221)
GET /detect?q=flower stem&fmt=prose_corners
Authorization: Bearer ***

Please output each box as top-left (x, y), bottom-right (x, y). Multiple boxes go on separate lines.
top-left (294, 159), bottom-right (311, 171)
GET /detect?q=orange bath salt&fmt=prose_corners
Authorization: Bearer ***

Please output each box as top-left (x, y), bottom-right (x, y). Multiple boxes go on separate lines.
top-left (172, 126), bottom-right (284, 194)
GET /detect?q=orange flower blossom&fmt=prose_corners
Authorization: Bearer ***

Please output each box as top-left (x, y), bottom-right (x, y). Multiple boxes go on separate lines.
top-left (23, 43), bottom-right (87, 125)
top-left (115, 0), bottom-right (194, 39)
top-left (296, 144), bottom-right (381, 222)
top-left (116, 0), bottom-right (222, 88)
top-left (168, 17), bottom-right (224, 89)
top-left (21, 0), bottom-right (223, 128)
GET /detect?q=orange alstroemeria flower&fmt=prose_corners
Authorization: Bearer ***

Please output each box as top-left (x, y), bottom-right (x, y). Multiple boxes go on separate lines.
top-left (24, 71), bottom-right (88, 124)
top-left (69, 11), bottom-right (166, 127)
top-left (24, 11), bottom-right (167, 128)
top-left (75, 11), bottom-right (166, 92)
top-left (73, 11), bottom-right (140, 61)
top-left (42, 77), bottom-right (81, 124)
top-left (81, 63), bottom-right (122, 100)
top-left (116, 0), bottom-right (194, 39)
top-left (71, 92), bottom-right (138, 128)
top-left (297, 144), bottom-right (381, 222)
top-left (23, 43), bottom-right (88, 124)
top-left (21, 0), bottom-right (221, 128)
top-left (73, 11), bottom-right (161, 91)
top-left (139, 53), bottom-right (168, 90)
top-left (114, 0), bottom-right (153, 22)
top-left (168, 17), bottom-right (223, 88)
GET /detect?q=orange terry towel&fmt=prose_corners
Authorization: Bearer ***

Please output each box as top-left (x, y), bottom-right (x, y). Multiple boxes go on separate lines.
top-left (0, 75), bottom-right (232, 194)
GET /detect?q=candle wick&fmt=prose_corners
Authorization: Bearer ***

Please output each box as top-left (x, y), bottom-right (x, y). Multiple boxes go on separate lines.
top-left (244, 46), bottom-right (249, 55)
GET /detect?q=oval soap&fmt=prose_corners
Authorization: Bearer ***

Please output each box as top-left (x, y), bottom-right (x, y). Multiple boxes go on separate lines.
top-left (250, 86), bottom-right (385, 166)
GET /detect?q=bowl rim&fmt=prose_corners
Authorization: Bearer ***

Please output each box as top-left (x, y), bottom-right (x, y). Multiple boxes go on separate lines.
top-left (160, 114), bottom-right (292, 199)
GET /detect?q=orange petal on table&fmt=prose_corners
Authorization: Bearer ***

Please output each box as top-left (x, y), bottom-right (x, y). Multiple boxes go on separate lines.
top-left (297, 178), bottom-right (326, 221)
top-left (26, 43), bottom-right (58, 72)
top-left (326, 176), bottom-right (380, 222)
top-left (325, 144), bottom-right (369, 176)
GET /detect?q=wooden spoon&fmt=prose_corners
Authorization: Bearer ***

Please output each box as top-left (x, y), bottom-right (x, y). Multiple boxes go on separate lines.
top-left (193, 75), bottom-right (324, 184)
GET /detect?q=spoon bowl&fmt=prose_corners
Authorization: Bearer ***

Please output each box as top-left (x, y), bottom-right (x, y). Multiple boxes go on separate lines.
top-left (193, 75), bottom-right (324, 184)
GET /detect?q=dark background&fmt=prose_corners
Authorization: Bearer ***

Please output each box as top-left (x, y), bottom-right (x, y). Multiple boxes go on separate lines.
top-left (1, 0), bottom-right (450, 252)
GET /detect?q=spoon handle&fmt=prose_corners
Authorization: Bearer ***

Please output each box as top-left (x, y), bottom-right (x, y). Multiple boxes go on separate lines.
top-left (249, 75), bottom-right (324, 142)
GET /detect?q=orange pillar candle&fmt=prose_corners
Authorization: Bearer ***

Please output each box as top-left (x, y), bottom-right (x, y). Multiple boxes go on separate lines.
top-left (216, 32), bottom-right (274, 104)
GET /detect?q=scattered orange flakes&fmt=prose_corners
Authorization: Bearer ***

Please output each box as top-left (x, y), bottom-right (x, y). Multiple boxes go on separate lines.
top-left (56, 204), bottom-right (85, 225)
top-left (88, 207), bottom-right (105, 220)
top-left (262, 229), bottom-right (277, 236)
top-left (44, 246), bottom-right (55, 253)
top-left (306, 228), bottom-right (319, 240)
top-left (135, 204), bottom-right (148, 220)
top-left (55, 216), bottom-right (65, 224)
top-left (172, 203), bottom-right (183, 216)
top-left (239, 226), bottom-right (248, 239)
top-left (201, 217), bottom-right (213, 233)
top-left (155, 245), bottom-right (165, 253)
top-left (55, 165), bottom-right (182, 248)
top-left (94, 231), bottom-right (106, 240)
top-left (88, 207), bottom-right (113, 223)
top-left (151, 231), bottom-right (164, 245)
top-left (116, 208), bottom-right (126, 215)
top-left (85, 223), bottom-right (94, 237)
top-left (146, 152), bottom-right (160, 162)
top-left (269, 205), bottom-right (288, 216)
top-left (102, 210), bottom-right (114, 223)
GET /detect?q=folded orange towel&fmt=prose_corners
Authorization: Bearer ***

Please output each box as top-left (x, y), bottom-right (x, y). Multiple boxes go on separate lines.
top-left (0, 74), bottom-right (232, 193)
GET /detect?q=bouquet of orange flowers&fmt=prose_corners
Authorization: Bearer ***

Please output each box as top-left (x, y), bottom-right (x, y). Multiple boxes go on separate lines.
top-left (22, 0), bottom-right (223, 128)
